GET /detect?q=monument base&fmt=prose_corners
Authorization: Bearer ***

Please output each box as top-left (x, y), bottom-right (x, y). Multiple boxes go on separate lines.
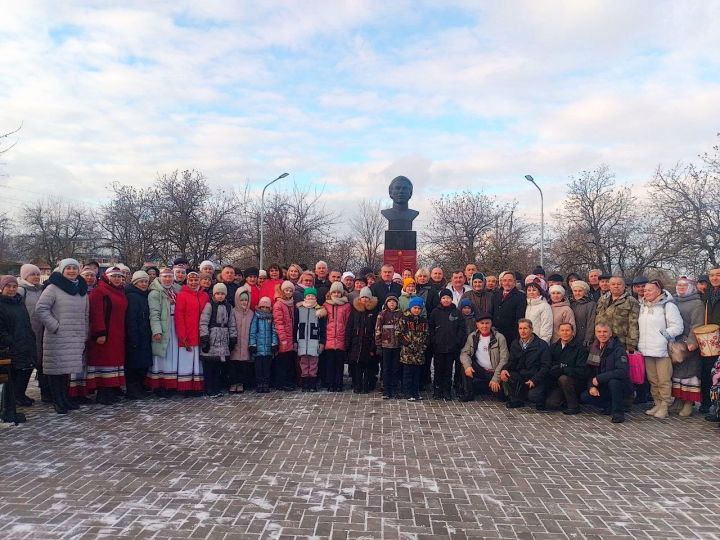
top-left (384, 249), bottom-right (417, 274)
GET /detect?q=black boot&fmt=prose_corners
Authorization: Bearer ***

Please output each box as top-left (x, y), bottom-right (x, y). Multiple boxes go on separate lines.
top-left (310, 377), bottom-right (318, 392)
top-left (13, 369), bottom-right (34, 406)
top-left (37, 367), bottom-right (53, 403)
top-left (48, 375), bottom-right (68, 414)
top-left (60, 376), bottom-right (79, 410)
top-left (96, 388), bottom-right (114, 405)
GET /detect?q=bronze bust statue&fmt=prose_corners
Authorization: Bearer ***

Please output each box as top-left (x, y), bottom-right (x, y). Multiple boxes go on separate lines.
top-left (381, 176), bottom-right (419, 231)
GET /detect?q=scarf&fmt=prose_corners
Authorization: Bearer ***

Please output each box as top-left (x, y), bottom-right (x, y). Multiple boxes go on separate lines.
top-left (710, 286), bottom-right (720, 307)
top-left (163, 285), bottom-right (177, 304)
top-left (587, 340), bottom-right (603, 367)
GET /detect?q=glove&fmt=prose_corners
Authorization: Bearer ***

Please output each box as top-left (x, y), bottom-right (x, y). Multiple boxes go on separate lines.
top-left (660, 330), bottom-right (672, 341)
top-left (201, 336), bottom-right (210, 353)
top-left (248, 345), bottom-right (257, 355)
top-left (229, 338), bottom-right (237, 351)
top-left (271, 345), bottom-right (278, 356)
top-left (464, 366), bottom-right (474, 378)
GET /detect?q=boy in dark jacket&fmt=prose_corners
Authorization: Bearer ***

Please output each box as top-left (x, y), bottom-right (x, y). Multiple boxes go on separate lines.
top-left (580, 323), bottom-right (632, 423)
top-left (545, 322), bottom-right (588, 414)
top-left (428, 289), bottom-right (465, 400)
top-left (397, 297), bottom-right (428, 401)
top-left (375, 295), bottom-right (402, 399)
top-left (249, 297), bottom-right (279, 393)
top-left (500, 318), bottom-right (551, 410)
top-left (346, 287), bottom-right (379, 394)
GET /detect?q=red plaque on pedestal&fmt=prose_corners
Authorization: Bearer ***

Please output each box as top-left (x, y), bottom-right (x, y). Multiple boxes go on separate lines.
top-left (384, 249), bottom-right (417, 274)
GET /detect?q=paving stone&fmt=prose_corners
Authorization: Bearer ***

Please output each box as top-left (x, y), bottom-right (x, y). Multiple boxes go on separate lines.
top-left (1, 387), bottom-right (720, 539)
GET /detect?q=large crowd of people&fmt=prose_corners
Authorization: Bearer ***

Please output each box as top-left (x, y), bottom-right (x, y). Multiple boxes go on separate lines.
top-left (1, 258), bottom-right (719, 427)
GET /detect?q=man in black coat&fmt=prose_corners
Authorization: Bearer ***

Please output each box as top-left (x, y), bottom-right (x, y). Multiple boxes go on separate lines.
top-left (500, 318), bottom-right (550, 410)
top-left (370, 264), bottom-right (402, 311)
top-left (545, 322), bottom-right (588, 414)
top-left (492, 271), bottom-right (526, 345)
top-left (580, 323), bottom-right (633, 423)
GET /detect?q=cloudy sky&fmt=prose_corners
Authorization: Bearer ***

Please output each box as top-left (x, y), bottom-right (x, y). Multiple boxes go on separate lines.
top-left (1, 1), bottom-right (719, 227)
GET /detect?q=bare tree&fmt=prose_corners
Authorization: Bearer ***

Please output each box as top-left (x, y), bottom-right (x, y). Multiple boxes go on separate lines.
top-left (349, 199), bottom-right (384, 270)
top-left (479, 201), bottom-right (539, 273)
top-left (242, 184), bottom-right (337, 268)
top-left (424, 190), bottom-right (499, 270)
top-left (0, 124), bottom-right (21, 156)
top-left (650, 150), bottom-right (720, 273)
top-left (20, 198), bottom-right (97, 265)
top-left (550, 165), bottom-right (672, 276)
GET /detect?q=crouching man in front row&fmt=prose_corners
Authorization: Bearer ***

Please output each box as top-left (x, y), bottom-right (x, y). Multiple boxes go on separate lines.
top-left (500, 318), bottom-right (550, 410)
top-left (458, 312), bottom-right (509, 402)
top-left (580, 322), bottom-right (633, 423)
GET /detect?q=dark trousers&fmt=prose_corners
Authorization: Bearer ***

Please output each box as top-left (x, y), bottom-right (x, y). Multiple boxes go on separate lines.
top-left (464, 368), bottom-right (506, 400)
top-left (701, 356), bottom-right (717, 409)
top-left (12, 367), bottom-right (33, 400)
top-left (201, 360), bottom-right (222, 395)
top-left (228, 361), bottom-right (254, 387)
top-left (546, 375), bottom-right (583, 409)
top-left (433, 352), bottom-right (455, 394)
top-left (272, 351), bottom-right (296, 389)
top-left (581, 379), bottom-right (625, 415)
top-left (506, 372), bottom-right (546, 405)
top-left (381, 348), bottom-right (401, 396)
top-left (402, 363), bottom-right (422, 398)
top-left (1, 364), bottom-right (18, 422)
top-left (324, 349), bottom-right (346, 390)
top-left (352, 360), bottom-right (376, 392)
top-left (254, 356), bottom-right (272, 387)
top-left (36, 363), bottom-right (50, 399)
top-left (422, 346), bottom-right (433, 387)
top-left (318, 350), bottom-right (327, 385)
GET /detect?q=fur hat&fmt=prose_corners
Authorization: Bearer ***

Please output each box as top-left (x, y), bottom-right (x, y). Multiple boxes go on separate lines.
top-left (257, 296), bottom-right (272, 309)
top-left (244, 267), bottom-right (259, 277)
top-left (172, 257), bottom-right (189, 267)
top-left (281, 280), bottom-right (295, 292)
top-left (570, 280), bottom-right (590, 292)
top-left (131, 270), bottom-right (149, 284)
top-left (439, 288), bottom-right (453, 300)
top-left (199, 260), bottom-right (215, 271)
top-left (20, 264), bottom-right (41, 281)
top-left (532, 266), bottom-right (545, 276)
top-left (0, 275), bottom-right (18, 291)
top-left (303, 287), bottom-right (318, 298)
top-left (359, 286), bottom-right (373, 299)
top-left (548, 274), bottom-right (564, 283)
top-left (213, 283), bottom-right (228, 295)
top-left (58, 258), bottom-right (81, 274)
top-left (408, 296), bottom-right (424, 310)
top-left (329, 281), bottom-right (345, 295)
top-left (549, 284), bottom-right (566, 295)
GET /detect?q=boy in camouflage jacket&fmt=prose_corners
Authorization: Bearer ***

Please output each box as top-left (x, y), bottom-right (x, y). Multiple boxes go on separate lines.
top-left (396, 296), bottom-right (429, 401)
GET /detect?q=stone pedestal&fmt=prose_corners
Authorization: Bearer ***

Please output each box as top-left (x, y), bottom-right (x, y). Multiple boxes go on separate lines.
top-left (384, 230), bottom-right (417, 274)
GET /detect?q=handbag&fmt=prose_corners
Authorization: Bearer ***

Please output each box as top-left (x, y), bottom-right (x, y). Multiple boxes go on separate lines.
top-left (664, 302), bottom-right (690, 363)
top-left (627, 352), bottom-right (645, 385)
top-left (668, 340), bottom-right (690, 364)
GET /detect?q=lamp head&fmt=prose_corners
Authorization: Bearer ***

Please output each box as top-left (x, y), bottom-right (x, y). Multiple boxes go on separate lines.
top-left (279, 172), bottom-right (289, 179)
top-left (525, 175), bottom-right (534, 182)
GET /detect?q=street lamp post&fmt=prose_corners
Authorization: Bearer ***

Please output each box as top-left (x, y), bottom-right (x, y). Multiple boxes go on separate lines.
top-left (525, 175), bottom-right (544, 268)
top-left (259, 172), bottom-right (289, 270)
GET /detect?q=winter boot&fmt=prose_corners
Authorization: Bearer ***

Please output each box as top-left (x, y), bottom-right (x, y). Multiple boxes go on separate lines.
top-left (96, 388), bottom-right (114, 405)
top-left (679, 400), bottom-right (695, 417)
top-left (669, 398), bottom-right (684, 414)
top-left (653, 402), bottom-right (669, 419)
top-left (13, 369), bottom-right (34, 406)
top-left (310, 377), bottom-right (318, 392)
top-left (59, 375), bottom-right (79, 410)
top-left (645, 403), bottom-right (660, 416)
top-left (48, 375), bottom-right (68, 414)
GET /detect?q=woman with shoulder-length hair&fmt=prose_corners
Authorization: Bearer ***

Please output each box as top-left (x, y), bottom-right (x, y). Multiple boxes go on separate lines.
top-left (34, 258), bottom-right (89, 414)
top-left (146, 268), bottom-right (181, 396)
top-left (670, 277), bottom-right (704, 416)
top-left (285, 263), bottom-right (303, 284)
top-left (86, 267), bottom-right (129, 405)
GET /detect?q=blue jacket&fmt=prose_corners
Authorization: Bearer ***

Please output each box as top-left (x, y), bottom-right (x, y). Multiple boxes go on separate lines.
top-left (249, 310), bottom-right (278, 357)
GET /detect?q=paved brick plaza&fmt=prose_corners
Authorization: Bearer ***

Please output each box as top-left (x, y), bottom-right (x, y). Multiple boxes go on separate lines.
top-left (2, 387), bottom-right (719, 539)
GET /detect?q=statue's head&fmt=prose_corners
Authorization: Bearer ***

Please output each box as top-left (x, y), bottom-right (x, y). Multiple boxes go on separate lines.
top-left (388, 176), bottom-right (413, 205)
